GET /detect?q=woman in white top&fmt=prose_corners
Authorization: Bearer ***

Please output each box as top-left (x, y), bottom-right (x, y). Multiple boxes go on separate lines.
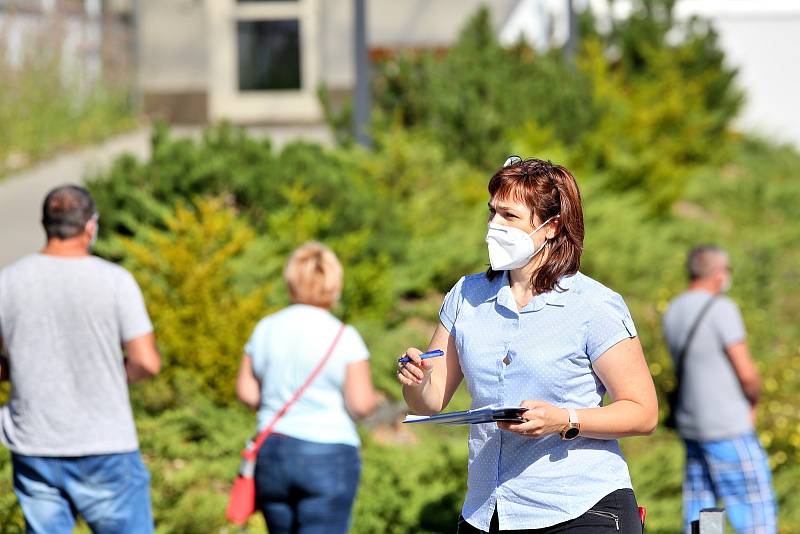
top-left (236, 242), bottom-right (378, 534)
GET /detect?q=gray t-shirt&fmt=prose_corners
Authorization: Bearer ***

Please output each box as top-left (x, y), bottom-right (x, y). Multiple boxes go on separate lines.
top-left (662, 290), bottom-right (751, 440)
top-left (0, 254), bottom-right (152, 456)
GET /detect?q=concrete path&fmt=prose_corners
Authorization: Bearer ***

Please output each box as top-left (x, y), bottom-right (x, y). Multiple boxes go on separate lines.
top-left (0, 128), bottom-right (152, 268)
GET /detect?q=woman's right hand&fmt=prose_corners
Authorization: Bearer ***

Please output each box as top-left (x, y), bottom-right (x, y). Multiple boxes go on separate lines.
top-left (397, 347), bottom-right (434, 387)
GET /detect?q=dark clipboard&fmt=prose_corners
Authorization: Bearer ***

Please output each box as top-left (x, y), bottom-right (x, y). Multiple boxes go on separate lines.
top-left (402, 405), bottom-right (528, 425)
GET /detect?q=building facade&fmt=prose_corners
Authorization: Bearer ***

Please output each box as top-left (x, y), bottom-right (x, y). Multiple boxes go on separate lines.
top-left (134, 0), bottom-right (800, 148)
top-left (136, 0), bottom-right (518, 124)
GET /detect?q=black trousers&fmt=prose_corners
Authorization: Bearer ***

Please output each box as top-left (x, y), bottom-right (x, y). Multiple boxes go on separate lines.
top-left (457, 488), bottom-right (642, 534)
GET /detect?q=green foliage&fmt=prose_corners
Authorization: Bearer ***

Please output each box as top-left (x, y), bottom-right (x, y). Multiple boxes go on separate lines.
top-left (593, 0), bottom-right (742, 129)
top-left (0, 25), bottom-right (135, 177)
top-left (373, 2), bottom-right (741, 213)
top-left (129, 373), bottom-right (267, 534)
top-left (89, 123), bottom-right (489, 319)
top-left (567, 0), bottom-right (743, 213)
top-left (354, 314), bottom-right (438, 400)
top-left (622, 433), bottom-right (684, 533)
top-left (353, 433), bottom-right (468, 534)
top-left (115, 198), bottom-right (271, 405)
top-left (373, 9), bottom-right (598, 170)
top-left (0, 451), bottom-right (24, 533)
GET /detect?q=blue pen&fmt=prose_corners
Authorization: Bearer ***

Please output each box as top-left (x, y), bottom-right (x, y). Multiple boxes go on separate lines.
top-left (398, 349), bottom-right (444, 364)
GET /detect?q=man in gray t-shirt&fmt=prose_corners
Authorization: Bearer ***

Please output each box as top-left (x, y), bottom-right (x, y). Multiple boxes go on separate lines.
top-left (662, 245), bottom-right (776, 534)
top-left (0, 185), bottom-right (161, 533)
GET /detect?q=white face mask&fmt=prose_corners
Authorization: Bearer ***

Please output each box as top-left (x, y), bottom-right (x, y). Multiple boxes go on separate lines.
top-left (485, 217), bottom-right (555, 271)
top-left (87, 214), bottom-right (99, 251)
top-left (89, 222), bottom-right (98, 250)
top-left (720, 275), bottom-right (732, 293)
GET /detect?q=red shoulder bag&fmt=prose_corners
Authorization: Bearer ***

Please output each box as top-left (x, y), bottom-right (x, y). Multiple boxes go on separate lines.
top-left (225, 324), bottom-right (346, 525)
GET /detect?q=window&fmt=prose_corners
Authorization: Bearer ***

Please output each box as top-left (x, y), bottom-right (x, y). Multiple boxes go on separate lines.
top-left (237, 19), bottom-right (301, 91)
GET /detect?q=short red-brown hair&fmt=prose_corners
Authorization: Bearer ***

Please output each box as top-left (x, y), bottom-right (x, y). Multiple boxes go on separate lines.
top-left (487, 158), bottom-right (584, 294)
top-left (284, 242), bottom-right (343, 309)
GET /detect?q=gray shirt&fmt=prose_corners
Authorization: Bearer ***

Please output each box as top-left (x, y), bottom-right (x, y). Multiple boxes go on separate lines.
top-left (662, 290), bottom-right (751, 440)
top-left (0, 254), bottom-right (152, 456)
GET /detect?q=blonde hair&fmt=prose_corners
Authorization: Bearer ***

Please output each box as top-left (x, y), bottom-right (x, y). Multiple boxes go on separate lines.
top-left (284, 242), bottom-right (343, 309)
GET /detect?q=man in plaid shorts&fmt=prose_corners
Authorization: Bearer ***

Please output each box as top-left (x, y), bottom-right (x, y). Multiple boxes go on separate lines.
top-left (663, 245), bottom-right (777, 533)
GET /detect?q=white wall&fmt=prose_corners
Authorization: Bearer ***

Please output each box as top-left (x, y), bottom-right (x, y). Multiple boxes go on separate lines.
top-left (681, 5), bottom-right (800, 147)
top-left (577, 0), bottom-right (800, 148)
top-left (137, 0), bottom-right (208, 92)
top-left (0, 10), bottom-right (102, 87)
top-left (501, 0), bottom-right (800, 148)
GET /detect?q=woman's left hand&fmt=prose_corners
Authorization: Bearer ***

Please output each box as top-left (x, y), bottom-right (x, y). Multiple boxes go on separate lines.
top-left (497, 400), bottom-right (569, 438)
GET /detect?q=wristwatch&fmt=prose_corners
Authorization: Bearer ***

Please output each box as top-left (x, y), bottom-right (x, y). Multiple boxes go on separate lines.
top-left (560, 408), bottom-right (580, 440)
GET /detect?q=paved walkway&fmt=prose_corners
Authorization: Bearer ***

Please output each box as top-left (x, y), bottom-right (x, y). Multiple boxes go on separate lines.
top-left (0, 128), bottom-right (152, 268)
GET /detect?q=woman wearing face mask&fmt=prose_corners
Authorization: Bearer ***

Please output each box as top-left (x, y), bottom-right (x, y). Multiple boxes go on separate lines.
top-left (398, 157), bottom-right (658, 533)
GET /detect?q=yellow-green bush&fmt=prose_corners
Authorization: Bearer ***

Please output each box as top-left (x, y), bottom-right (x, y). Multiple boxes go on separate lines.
top-left (115, 198), bottom-right (271, 405)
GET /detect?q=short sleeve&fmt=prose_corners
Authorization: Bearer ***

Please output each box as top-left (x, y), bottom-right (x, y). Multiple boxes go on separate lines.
top-left (711, 298), bottom-right (746, 348)
top-left (586, 291), bottom-right (638, 362)
top-left (244, 321), bottom-right (266, 377)
top-left (439, 276), bottom-right (466, 334)
top-left (116, 270), bottom-right (153, 343)
top-left (340, 325), bottom-right (370, 364)
top-left (244, 324), bottom-right (258, 358)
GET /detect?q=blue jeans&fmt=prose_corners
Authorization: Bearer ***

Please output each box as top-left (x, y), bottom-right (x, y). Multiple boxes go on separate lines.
top-left (12, 451), bottom-right (154, 534)
top-left (255, 434), bottom-right (361, 534)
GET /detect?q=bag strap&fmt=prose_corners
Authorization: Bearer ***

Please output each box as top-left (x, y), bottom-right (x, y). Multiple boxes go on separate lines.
top-left (243, 323), bottom-right (346, 461)
top-left (673, 295), bottom-right (718, 396)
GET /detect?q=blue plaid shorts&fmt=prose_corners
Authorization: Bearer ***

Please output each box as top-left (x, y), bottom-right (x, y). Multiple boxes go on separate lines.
top-left (683, 432), bottom-right (777, 534)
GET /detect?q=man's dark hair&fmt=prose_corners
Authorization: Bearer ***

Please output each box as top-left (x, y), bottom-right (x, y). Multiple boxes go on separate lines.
top-left (42, 185), bottom-right (96, 240)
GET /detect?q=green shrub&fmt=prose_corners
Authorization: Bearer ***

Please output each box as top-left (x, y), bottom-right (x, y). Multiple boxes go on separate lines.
top-left (0, 450), bottom-right (24, 533)
top-left (352, 432), bottom-right (468, 534)
top-left (372, 1), bottom-right (742, 214)
top-left (89, 123), bottom-right (488, 318)
top-left (0, 24), bottom-right (134, 177)
top-left (131, 372), bottom-right (264, 533)
top-left (114, 198), bottom-right (271, 405)
top-left (372, 9), bottom-right (598, 171)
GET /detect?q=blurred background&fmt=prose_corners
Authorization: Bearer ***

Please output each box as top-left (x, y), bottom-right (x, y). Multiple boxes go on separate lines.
top-left (1, 0), bottom-right (799, 532)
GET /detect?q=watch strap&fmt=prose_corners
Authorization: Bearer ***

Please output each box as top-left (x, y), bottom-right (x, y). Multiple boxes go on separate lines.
top-left (560, 408), bottom-right (580, 440)
top-left (567, 408), bottom-right (578, 426)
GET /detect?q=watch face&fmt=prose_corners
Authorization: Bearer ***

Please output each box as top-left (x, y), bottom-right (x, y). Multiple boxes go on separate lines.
top-left (564, 426), bottom-right (580, 440)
